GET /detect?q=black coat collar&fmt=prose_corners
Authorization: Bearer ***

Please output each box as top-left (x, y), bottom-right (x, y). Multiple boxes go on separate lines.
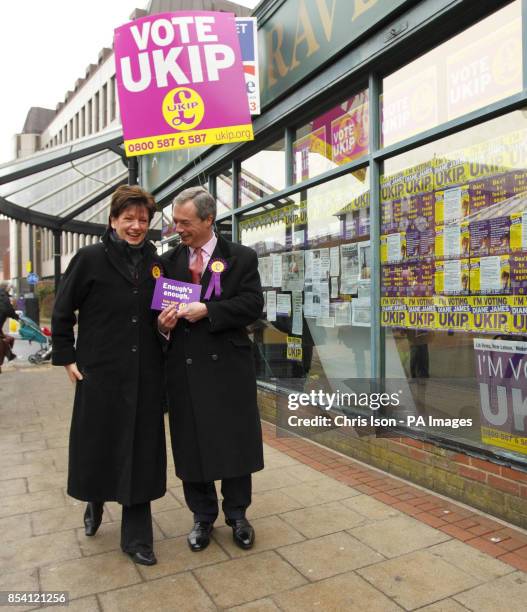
top-left (102, 229), bottom-right (158, 285)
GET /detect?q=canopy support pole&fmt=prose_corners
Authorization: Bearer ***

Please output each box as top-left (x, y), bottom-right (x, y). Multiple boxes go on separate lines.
top-left (53, 229), bottom-right (62, 293)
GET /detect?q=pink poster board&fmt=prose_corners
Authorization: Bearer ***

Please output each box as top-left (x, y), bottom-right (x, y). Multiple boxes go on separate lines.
top-left (114, 11), bottom-right (253, 156)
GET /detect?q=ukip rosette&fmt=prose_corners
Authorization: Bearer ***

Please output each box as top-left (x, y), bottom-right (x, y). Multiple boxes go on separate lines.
top-left (150, 263), bottom-right (163, 279)
top-left (204, 257), bottom-right (228, 300)
top-left (114, 11), bottom-right (254, 156)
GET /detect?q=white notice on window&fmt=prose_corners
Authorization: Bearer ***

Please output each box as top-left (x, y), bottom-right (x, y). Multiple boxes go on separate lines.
top-left (292, 291), bottom-right (303, 335)
top-left (293, 229), bottom-right (305, 246)
top-left (312, 282), bottom-right (322, 317)
top-left (352, 297), bottom-right (371, 327)
top-left (387, 233), bottom-right (402, 262)
top-left (276, 293), bottom-right (292, 316)
top-left (304, 251), bottom-right (313, 285)
top-left (335, 301), bottom-right (352, 326)
top-left (480, 256), bottom-right (501, 292)
top-left (331, 277), bottom-right (339, 298)
top-left (320, 248), bottom-right (331, 280)
top-left (522, 211), bottom-right (527, 249)
top-left (272, 254), bottom-right (282, 287)
top-left (267, 290), bottom-right (277, 322)
top-left (281, 251), bottom-right (305, 291)
top-left (330, 246), bottom-right (340, 276)
top-left (443, 187), bottom-right (462, 223)
top-left (444, 259), bottom-right (461, 293)
top-left (340, 243), bottom-right (359, 293)
top-left (312, 252), bottom-right (322, 281)
top-left (258, 256), bottom-right (272, 287)
top-left (316, 316), bottom-right (335, 328)
top-left (304, 291), bottom-right (314, 317)
top-left (444, 224), bottom-right (461, 258)
top-left (319, 281), bottom-right (330, 318)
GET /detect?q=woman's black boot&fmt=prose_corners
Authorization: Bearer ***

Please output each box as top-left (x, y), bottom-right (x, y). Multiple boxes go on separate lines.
top-left (84, 502), bottom-right (104, 536)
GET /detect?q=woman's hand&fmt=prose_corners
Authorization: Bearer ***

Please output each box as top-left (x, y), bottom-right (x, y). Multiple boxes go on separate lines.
top-left (64, 363), bottom-right (83, 383)
top-left (158, 304), bottom-right (179, 333)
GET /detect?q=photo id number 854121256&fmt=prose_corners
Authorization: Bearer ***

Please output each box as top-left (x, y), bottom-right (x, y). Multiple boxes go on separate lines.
top-left (0, 591), bottom-right (69, 606)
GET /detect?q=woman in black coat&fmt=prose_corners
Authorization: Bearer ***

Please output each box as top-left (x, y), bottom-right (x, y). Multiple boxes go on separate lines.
top-left (52, 185), bottom-right (166, 566)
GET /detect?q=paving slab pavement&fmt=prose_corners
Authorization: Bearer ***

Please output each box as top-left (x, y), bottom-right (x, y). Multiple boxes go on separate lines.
top-left (2, 366), bottom-right (527, 611)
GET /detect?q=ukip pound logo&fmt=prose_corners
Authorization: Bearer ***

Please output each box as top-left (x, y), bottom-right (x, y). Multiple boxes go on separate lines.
top-left (162, 87), bottom-right (204, 131)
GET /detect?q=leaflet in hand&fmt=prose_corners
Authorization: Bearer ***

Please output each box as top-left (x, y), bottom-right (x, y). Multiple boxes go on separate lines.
top-left (151, 276), bottom-right (201, 311)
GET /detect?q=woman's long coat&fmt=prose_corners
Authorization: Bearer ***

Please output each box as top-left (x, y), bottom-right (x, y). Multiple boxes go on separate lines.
top-left (162, 236), bottom-right (264, 482)
top-left (52, 232), bottom-right (166, 505)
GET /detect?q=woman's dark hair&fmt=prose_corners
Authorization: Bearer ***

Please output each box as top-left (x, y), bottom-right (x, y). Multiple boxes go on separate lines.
top-left (108, 185), bottom-right (156, 225)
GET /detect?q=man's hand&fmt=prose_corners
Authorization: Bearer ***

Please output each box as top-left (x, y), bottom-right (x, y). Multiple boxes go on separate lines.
top-left (176, 302), bottom-right (208, 323)
top-left (158, 304), bottom-right (179, 333)
top-left (64, 363), bottom-right (83, 383)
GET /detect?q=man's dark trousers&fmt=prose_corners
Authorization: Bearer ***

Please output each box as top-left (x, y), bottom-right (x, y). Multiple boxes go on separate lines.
top-left (183, 475), bottom-right (252, 522)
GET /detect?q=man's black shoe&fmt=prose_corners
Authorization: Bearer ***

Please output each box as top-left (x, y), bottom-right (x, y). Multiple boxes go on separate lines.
top-left (84, 502), bottom-right (103, 536)
top-left (226, 518), bottom-right (255, 550)
top-left (187, 521), bottom-right (213, 551)
top-left (128, 550), bottom-right (157, 566)
top-left (7, 353), bottom-right (16, 361)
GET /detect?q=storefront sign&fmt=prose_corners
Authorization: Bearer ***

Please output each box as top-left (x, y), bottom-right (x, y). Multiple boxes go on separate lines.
top-left (114, 12), bottom-right (253, 157)
top-left (259, 0), bottom-right (411, 108)
top-left (474, 338), bottom-right (527, 454)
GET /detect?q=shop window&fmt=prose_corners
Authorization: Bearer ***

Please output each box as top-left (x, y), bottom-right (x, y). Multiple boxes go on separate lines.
top-left (294, 90), bottom-right (369, 184)
top-left (239, 169), bottom-right (371, 398)
top-left (142, 149), bottom-right (196, 193)
top-left (381, 109), bottom-right (527, 464)
top-left (381, 1), bottom-right (522, 147)
top-left (239, 139), bottom-right (286, 206)
top-left (216, 169), bottom-right (234, 215)
top-left (216, 216), bottom-right (232, 242)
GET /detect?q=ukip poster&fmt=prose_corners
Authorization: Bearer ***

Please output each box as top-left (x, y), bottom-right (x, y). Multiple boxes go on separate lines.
top-left (114, 12), bottom-right (254, 156)
top-left (474, 338), bottom-right (527, 454)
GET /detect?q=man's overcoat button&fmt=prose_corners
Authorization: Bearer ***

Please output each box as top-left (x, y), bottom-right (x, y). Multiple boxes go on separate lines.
top-left (186, 358), bottom-right (193, 365)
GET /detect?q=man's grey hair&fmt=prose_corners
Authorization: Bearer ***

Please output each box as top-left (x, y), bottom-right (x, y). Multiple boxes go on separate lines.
top-left (172, 187), bottom-right (217, 222)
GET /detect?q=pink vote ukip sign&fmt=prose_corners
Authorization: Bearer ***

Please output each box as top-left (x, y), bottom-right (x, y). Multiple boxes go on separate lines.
top-left (114, 12), bottom-right (254, 157)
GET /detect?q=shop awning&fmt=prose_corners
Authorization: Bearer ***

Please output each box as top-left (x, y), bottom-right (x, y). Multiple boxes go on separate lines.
top-left (0, 129), bottom-right (162, 236)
